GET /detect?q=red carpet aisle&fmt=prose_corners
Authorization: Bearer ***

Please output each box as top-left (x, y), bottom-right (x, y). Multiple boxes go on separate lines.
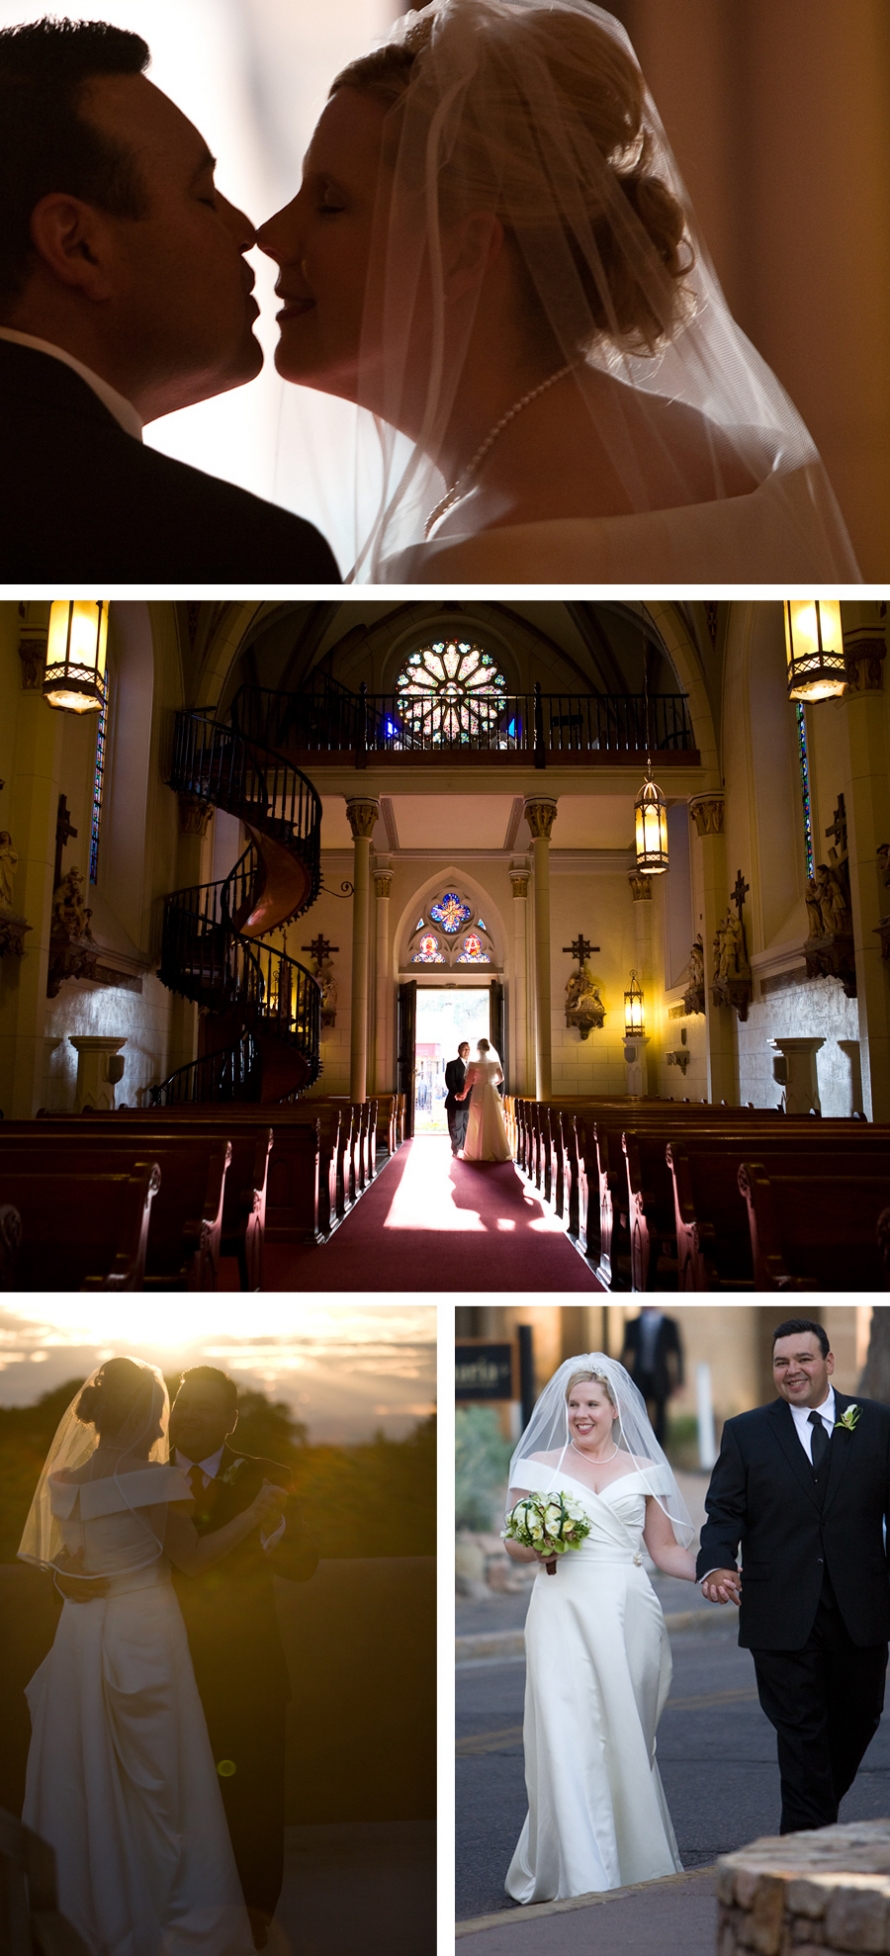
top-left (261, 1137), bottom-right (602, 1293)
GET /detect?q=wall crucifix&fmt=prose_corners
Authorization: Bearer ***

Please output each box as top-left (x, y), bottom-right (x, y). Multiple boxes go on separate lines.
top-left (563, 932), bottom-right (599, 964)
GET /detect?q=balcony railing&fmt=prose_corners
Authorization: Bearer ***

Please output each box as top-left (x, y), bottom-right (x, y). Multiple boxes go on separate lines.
top-left (230, 679), bottom-right (695, 765)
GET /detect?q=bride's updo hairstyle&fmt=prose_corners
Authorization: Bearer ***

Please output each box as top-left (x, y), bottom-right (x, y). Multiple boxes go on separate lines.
top-left (75, 1356), bottom-right (154, 1439)
top-left (332, 0), bottom-right (692, 357)
top-left (477, 1038), bottom-right (491, 1053)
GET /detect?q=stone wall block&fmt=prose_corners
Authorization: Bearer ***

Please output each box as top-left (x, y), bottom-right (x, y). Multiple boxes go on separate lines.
top-left (824, 1887), bottom-right (889, 1953)
top-left (736, 1868), bottom-right (765, 1909)
top-left (750, 1876), bottom-right (792, 1956)
top-left (717, 1868), bottom-right (739, 1905)
top-left (788, 1881), bottom-right (831, 1920)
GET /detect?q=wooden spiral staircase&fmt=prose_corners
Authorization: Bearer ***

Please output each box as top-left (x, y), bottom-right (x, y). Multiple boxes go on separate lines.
top-left (153, 709), bottom-right (322, 1105)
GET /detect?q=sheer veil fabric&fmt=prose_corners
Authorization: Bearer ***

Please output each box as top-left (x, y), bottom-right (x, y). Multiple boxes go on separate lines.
top-left (286, 0), bottom-right (858, 582)
top-left (507, 1352), bottom-right (694, 1548)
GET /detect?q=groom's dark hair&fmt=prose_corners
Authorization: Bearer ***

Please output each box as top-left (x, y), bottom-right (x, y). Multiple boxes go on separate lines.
top-left (772, 1318), bottom-right (830, 1359)
top-left (0, 18), bottom-right (150, 309)
top-left (177, 1365), bottom-right (238, 1414)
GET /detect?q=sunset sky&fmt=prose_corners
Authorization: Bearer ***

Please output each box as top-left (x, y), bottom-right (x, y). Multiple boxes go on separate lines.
top-left (0, 1300), bottom-right (437, 1443)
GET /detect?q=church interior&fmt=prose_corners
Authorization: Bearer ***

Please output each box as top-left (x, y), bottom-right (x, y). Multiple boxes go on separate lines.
top-left (1, 595), bottom-right (888, 1292)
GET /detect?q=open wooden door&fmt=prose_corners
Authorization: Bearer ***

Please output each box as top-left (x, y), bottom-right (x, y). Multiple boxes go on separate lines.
top-left (397, 980), bottom-right (417, 1137)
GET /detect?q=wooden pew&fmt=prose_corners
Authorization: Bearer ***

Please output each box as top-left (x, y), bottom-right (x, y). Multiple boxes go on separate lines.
top-left (739, 1154), bottom-right (890, 1290)
top-left (668, 1129), bottom-right (890, 1290)
top-left (0, 1160), bottom-right (159, 1289)
top-left (2, 1131), bottom-right (231, 1290)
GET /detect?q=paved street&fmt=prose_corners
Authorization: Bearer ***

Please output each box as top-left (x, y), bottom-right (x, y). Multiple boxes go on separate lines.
top-left (456, 1616), bottom-right (890, 1922)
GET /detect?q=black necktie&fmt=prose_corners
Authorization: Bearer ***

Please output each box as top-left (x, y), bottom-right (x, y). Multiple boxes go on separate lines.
top-left (809, 1410), bottom-right (829, 1470)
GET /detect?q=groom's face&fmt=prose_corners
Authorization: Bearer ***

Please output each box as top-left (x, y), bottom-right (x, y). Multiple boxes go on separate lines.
top-left (772, 1333), bottom-right (834, 1408)
top-left (170, 1378), bottom-right (237, 1460)
top-left (73, 74), bottom-right (262, 416)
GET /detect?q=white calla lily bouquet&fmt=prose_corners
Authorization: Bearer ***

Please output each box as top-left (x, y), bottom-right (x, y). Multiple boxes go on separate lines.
top-left (503, 1491), bottom-right (591, 1574)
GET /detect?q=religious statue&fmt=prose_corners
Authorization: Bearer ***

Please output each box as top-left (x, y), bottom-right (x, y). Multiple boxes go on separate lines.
top-left (802, 795), bottom-right (856, 995)
top-left (682, 935), bottom-right (705, 1016)
top-left (317, 960), bottom-right (338, 1029)
top-left (564, 964), bottom-right (606, 1039)
top-left (51, 867), bottom-right (95, 944)
top-left (711, 872), bottom-right (753, 1021)
top-left (0, 830), bottom-right (17, 911)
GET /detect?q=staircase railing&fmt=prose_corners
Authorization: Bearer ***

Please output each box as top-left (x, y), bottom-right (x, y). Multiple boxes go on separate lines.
top-left (153, 712), bottom-right (323, 1106)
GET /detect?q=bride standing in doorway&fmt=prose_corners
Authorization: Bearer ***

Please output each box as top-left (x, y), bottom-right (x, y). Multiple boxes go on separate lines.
top-left (457, 1037), bottom-right (511, 1162)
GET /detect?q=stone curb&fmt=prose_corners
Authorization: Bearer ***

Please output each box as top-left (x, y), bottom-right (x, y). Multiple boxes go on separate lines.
top-left (456, 1863), bottom-right (716, 1936)
top-left (456, 1607), bottom-right (729, 1665)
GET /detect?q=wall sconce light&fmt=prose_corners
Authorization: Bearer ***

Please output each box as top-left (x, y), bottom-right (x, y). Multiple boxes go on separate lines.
top-left (634, 775), bottom-right (669, 874)
top-left (783, 600), bottom-right (846, 702)
top-left (43, 601), bottom-right (109, 713)
top-left (624, 970), bottom-right (644, 1037)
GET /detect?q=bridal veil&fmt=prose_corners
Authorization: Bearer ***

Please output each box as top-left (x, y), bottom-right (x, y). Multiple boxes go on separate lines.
top-left (508, 1353), bottom-right (695, 1548)
top-left (289, 0), bottom-right (857, 580)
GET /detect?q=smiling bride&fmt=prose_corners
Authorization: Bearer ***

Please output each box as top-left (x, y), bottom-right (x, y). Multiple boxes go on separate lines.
top-left (502, 1355), bottom-right (698, 1904)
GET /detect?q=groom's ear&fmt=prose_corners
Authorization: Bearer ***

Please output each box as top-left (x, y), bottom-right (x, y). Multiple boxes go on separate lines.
top-left (442, 209), bottom-right (503, 304)
top-left (28, 193), bottom-right (119, 302)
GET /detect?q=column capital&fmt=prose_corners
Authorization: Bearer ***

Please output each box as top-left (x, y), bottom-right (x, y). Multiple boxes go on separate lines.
top-left (345, 797), bottom-right (380, 840)
top-left (509, 870), bottom-right (530, 898)
top-left (523, 797), bottom-right (558, 841)
top-left (689, 793), bottom-right (725, 837)
top-left (373, 870), bottom-right (393, 899)
top-left (843, 626), bottom-right (886, 693)
top-left (627, 872), bottom-right (653, 902)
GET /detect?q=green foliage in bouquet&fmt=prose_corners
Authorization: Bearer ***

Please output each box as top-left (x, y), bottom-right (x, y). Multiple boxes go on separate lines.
top-left (503, 1490), bottom-right (591, 1562)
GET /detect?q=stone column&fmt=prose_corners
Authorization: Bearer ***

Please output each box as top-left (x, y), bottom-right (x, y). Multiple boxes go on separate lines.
top-left (346, 798), bottom-right (379, 1101)
top-left (69, 1035), bottom-right (127, 1111)
top-left (508, 862), bottom-right (531, 1095)
top-left (524, 799), bottom-right (558, 1100)
top-left (373, 860), bottom-right (393, 1094)
top-left (689, 793), bottom-right (738, 1105)
top-left (840, 620), bottom-right (890, 1120)
top-left (771, 1036), bottom-right (825, 1115)
top-left (627, 872), bottom-right (659, 1083)
top-left (166, 792), bottom-right (213, 1082)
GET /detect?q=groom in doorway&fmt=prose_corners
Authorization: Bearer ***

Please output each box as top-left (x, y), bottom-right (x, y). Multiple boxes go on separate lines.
top-left (445, 1041), bottom-right (470, 1156)
top-left (698, 1317), bottom-right (890, 1834)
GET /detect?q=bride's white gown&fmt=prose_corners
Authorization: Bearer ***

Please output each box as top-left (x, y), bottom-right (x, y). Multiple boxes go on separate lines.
top-left (462, 1061), bottom-right (511, 1163)
top-left (23, 1466), bottom-right (253, 1956)
top-left (506, 1459), bottom-right (682, 1904)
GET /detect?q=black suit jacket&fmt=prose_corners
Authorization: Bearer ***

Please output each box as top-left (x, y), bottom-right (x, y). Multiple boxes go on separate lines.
top-left (621, 1314), bottom-right (684, 1399)
top-left (0, 340), bottom-right (340, 581)
top-left (172, 1445), bottom-right (318, 1723)
top-left (696, 1392), bottom-right (890, 1651)
top-left (443, 1059), bottom-right (467, 1111)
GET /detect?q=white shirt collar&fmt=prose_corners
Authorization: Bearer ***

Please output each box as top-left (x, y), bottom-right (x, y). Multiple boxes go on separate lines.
top-left (0, 327), bottom-right (143, 440)
top-left (174, 1444), bottom-right (226, 1481)
top-left (789, 1385), bottom-right (836, 1439)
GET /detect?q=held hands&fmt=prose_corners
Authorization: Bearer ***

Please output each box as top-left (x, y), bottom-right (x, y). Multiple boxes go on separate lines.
top-left (250, 1480), bottom-right (287, 1533)
top-left (701, 1568), bottom-right (742, 1606)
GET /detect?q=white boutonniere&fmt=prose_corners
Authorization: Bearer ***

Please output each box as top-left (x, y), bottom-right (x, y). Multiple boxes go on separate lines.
top-left (834, 1404), bottom-right (860, 1435)
top-left (218, 1456), bottom-right (249, 1487)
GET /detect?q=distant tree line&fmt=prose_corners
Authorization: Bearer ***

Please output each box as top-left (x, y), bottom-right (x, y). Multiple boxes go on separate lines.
top-left (0, 1379), bottom-right (435, 1563)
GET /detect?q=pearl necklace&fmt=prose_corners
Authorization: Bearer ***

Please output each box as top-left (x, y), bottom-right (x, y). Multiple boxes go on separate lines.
top-left (570, 1438), bottom-right (619, 1465)
top-left (424, 362), bottom-right (574, 539)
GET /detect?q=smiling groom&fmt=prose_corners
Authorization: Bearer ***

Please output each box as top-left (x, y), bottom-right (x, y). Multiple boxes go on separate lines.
top-left (697, 1317), bottom-right (890, 1834)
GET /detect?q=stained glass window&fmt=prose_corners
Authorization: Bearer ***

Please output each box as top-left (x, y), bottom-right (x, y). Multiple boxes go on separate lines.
top-left (456, 933), bottom-right (491, 964)
top-left (796, 703), bottom-right (815, 879)
top-left (412, 933), bottom-right (445, 964)
top-left (394, 640), bottom-right (508, 745)
top-left (430, 891), bottom-right (472, 933)
top-left (89, 677), bottom-right (109, 883)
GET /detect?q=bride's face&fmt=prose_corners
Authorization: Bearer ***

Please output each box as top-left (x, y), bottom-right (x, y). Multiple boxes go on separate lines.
top-left (567, 1381), bottom-right (614, 1448)
top-left (257, 88), bottom-right (396, 403)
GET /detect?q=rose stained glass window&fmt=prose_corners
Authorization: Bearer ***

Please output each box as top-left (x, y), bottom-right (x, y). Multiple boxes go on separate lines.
top-left (395, 640), bottom-right (508, 745)
top-left (430, 891), bottom-right (472, 934)
top-left (412, 933), bottom-right (445, 964)
top-left (456, 933), bottom-right (491, 964)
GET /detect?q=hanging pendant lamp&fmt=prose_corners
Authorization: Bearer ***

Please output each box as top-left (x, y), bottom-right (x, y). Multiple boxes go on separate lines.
top-left (43, 601), bottom-right (109, 713)
top-left (783, 600), bottom-right (846, 702)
